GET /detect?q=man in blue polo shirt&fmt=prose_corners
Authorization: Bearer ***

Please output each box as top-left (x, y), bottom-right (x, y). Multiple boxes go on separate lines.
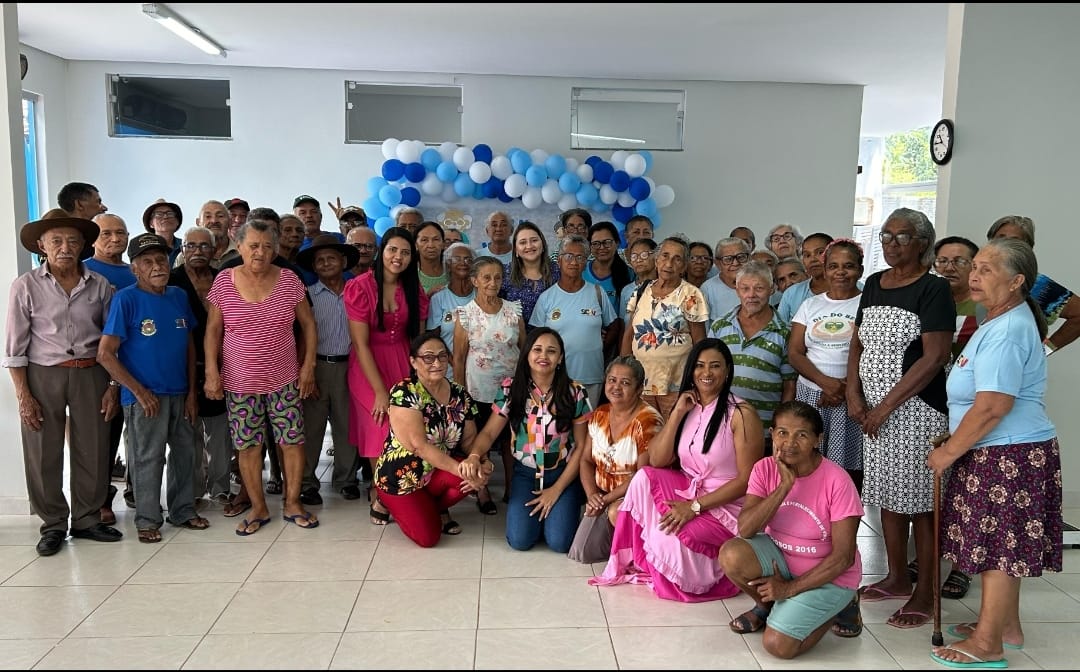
top-left (98, 233), bottom-right (210, 542)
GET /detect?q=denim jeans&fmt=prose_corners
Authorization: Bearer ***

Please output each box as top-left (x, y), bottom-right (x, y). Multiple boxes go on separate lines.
top-left (505, 459), bottom-right (584, 553)
top-left (124, 395), bottom-right (196, 530)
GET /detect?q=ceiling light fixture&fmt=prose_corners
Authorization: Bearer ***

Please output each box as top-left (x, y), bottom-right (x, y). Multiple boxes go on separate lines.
top-left (571, 133), bottom-right (646, 145)
top-left (142, 3), bottom-right (227, 58)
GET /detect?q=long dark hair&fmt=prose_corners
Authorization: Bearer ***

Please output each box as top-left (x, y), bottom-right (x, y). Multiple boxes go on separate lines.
top-left (672, 338), bottom-right (736, 454)
top-left (588, 221), bottom-right (632, 298)
top-left (508, 221), bottom-right (554, 288)
top-left (373, 226), bottom-right (421, 338)
top-left (506, 327), bottom-right (577, 434)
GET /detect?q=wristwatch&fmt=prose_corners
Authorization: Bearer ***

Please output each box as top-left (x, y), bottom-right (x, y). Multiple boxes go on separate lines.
top-left (690, 499), bottom-right (702, 516)
top-left (108, 380), bottom-right (121, 388)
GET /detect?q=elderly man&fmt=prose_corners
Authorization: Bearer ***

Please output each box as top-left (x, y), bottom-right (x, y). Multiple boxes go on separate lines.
top-left (224, 197), bottom-right (250, 242)
top-left (483, 210), bottom-right (514, 265)
top-left (58, 182), bottom-right (107, 219)
top-left (326, 197), bottom-right (368, 237)
top-left (5, 209), bottom-right (122, 556)
top-left (394, 207), bottom-right (424, 236)
top-left (99, 234), bottom-right (209, 542)
top-left (700, 236), bottom-right (750, 321)
top-left (294, 194), bottom-right (344, 248)
top-left (295, 234), bottom-right (363, 503)
top-left (142, 199), bottom-right (184, 265)
top-left (175, 200), bottom-right (239, 269)
top-left (345, 225), bottom-right (377, 275)
top-left (170, 227), bottom-right (231, 504)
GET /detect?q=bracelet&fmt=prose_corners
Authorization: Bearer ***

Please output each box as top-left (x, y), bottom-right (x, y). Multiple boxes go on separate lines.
top-left (108, 380), bottom-right (121, 388)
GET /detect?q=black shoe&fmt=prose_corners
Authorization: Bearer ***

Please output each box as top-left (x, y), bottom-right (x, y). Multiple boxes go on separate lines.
top-left (36, 530), bottom-right (66, 556)
top-left (123, 489), bottom-right (135, 509)
top-left (69, 523), bottom-right (123, 542)
top-left (111, 457), bottom-right (126, 481)
top-left (299, 487), bottom-right (323, 506)
top-left (340, 485), bottom-right (362, 500)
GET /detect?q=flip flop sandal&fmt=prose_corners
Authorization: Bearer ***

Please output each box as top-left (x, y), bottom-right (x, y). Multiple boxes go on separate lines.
top-left (283, 511), bottom-right (320, 529)
top-left (729, 604), bottom-right (771, 634)
top-left (887, 606), bottom-right (930, 629)
top-left (168, 516), bottom-right (211, 530)
top-left (235, 516), bottom-right (272, 536)
top-left (947, 623), bottom-right (1024, 650)
top-left (832, 593), bottom-right (863, 637)
top-left (137, 528), bottom-right (162, 544)
top-left (369, 503), bottom-right (391, 526)
top-left (929, 646), bottom-right (1008, 669)
top-left (223, 500), bottom-right (252, 518)
top-left (441, 519), bottom-right (462, 535)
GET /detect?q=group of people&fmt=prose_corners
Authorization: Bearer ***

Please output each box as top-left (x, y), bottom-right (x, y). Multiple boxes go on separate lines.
top-left (5, 182), bottom-right (1068, 663)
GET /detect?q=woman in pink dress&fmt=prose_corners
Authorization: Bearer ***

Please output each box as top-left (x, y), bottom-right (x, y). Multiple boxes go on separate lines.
top-left (591, 338), bottom-right (763, 602)
top-left (344, 226), bottom-right (429, 525)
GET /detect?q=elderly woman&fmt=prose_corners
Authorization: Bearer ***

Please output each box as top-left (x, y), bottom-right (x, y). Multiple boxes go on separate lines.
top-left (719, 400), bottom-right (864, 658)
top-left (774, 257), bottom-right (808, 296)
top-left (375, 333), bottom-right (493, 546)
top-left (685, 242), bottom-right (714, 288)
top-left (928, 238), bottom-right (1061, 668)
top-left (530, 236), bottom-right (618, 408)
top-left (552, 208), bottom-right (592, 263)
top-left (205, 219), bottom-right (319, 535)
top-left (500, 221), bottom-right (559, 326)
top-left (570, 356), bottom-right (663, 564)
top-left (986, 215), bottom-right (1080, 354)
top-left (620, 236), bottom-right (708, 420)
top-left (845, 207), bottom-right (955, 629)
top-left (415, 221), bottom-right (448, 296)
top-left (765, 223), bottom-right (802, 261)
top-left (619, 238), bottom-right (657, 322)
top-left (426, 243), bottom-right (475, 380)
top-left (483, 211), bottom-right (514, 265)
top-left (777, 233), bottom-right (833, 325)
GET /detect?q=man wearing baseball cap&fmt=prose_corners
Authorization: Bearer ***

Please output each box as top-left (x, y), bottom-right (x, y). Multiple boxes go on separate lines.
top-left (294, 195), bottom-right (345, 250)
top-left (98, 233), bottom-right (209, 542)
top-left (224, 198), bottom-right (250, 242)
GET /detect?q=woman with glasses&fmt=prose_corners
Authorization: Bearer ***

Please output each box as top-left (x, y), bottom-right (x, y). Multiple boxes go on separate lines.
top-left (845, 208), bottom-right (955, 629)
top-left (552, 208), bottom-right (592, 263)
top-left (686, 242), bottom-right (713, 288)
top-left (619, 238), bottom-right (658, 322)
top-left (499, 221), bottom-right (559, 326)
top-left (141, 200), bottom-right (184, 265)
top-left (765, 224), bottom-right (802, 260)
top-left (374, 333), bottom-right (493, 546)
top-left (586, 222), bottom-right (633, 363)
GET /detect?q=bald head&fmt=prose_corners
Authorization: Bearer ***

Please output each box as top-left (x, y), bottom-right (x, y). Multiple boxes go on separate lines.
top-left (346, 226), bottom-right (376, 271)
top-left (91, 213), bottom-right (129, 262)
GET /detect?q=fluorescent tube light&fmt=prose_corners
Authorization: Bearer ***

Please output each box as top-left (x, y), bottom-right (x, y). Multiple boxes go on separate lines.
top-left (571, 133), bottom-right (646, 145)
top-left (142, 3), bottom-right (227, 58)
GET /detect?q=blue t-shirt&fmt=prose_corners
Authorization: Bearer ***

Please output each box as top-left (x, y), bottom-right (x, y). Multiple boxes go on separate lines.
top-left (529, 282), bottom-right (616, 385)
top-left (103, 285), bottom-right (197, 407)
top-left (84, 258), bottom-right (136, 291)
top-left (946, 304), bottom-right (1055, 447)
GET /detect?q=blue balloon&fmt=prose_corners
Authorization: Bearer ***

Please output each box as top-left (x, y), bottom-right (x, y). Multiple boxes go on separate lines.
top-left (363, 196), bottom-right (389, 220)
top-left (482, 177), bottom-right (502, 198)
top-left (454, 173), bottom-right (475, 198)
top-left (436, 161), bottom-right (458, 183)
top-left (381, 159), bottom-right (405, 182)
top-left (506, 146), bottom-right (524, 162)
top-left (379, 184), bottom-right (402, 207)
top-left (374, 216), bottom-right (393, 237)
top-left (497, 191), bottom-right (514, 203)
top-left (544, 154), bottom-right (566, 179)
top-left (421, 148), bottom-right (442, 171)
top-left (612, 204), bottom-right (634, 224)
top-left (575, 183), bottom-right (598, 206)
top-left (473, 183), bottom-right (485, 200)
top-left (590, 199), bottom-right (609, 213)
top-left (609, 170), bottom-right (631, 192)
top-left (635, 197), bottom-right (658, 218)
top-left (593, 161), bottom-right (613, 184)
top-left (367, 176), bottom-right (389, 195)
top-left (639, 149), bottom-right (654, 172)
top-left (629, 177), bottom-right (651, 201)
top-left (584, 155), bottom-right (602, 168)
top-left (472, 144), bottom-right (493, 164)
top-left (558, 172), bottom-right (581, 194)
top-left (651, 211), bottom-right (662, 228)
top-left (510, 151), bottom-right (532, 175)
top-left (525, 165), bottom-right (548, 188)
top-left (404, 162), bottom-right (426, 183)
top-left (400, 186), bottom-right (421, 207)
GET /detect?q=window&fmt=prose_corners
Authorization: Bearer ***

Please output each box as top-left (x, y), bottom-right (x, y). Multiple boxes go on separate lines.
top-left (108, 75), bottom-right (231, 138)
top-left (346, 83), bottom-right (462, 144)
top-left (22, 94), bottom-right (41, 220)
top-left (570, 87), bottom-right (685, 150)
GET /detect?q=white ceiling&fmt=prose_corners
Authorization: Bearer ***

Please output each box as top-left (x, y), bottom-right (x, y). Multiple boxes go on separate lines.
top-left (16, 3), bottom-right (949, 137)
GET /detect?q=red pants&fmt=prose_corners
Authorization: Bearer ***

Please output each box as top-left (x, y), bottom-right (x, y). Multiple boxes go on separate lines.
top-left (380, 468), bottom-right (468, 547)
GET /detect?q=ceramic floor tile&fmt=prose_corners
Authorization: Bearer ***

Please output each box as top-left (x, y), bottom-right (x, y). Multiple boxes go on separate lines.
top-left (0, 516), bottom-right (48, 546)
top-left (480, 540), bottom-right (593, 578)
top-left (0, 546), bottom-right (40, 583)
top-left (4, 543), bottom-right (161, 586)
top-left (479, 577), bottom-right (606, 629)
top-left (366, 532), bottom-right (483, 580)
top-left (211, 580), bottom-right (360, 634)
top-left (609, 625), bottom-right (759, 669)
top-left (0, 586), bottom-right (114, 639)
top-left (71, 583), bottom-right (239, 637)
top-left (34, 635), bottom-right (200, 670)
top-left (475, 627), bottom-right (615, 669)
top-left (749, 625), bottom-right (902, 669)
top-left (1041, 571), bottom-right (1080, 603)
top-left (247, 540), bottom-right (376, 582)
top-left (347, 578), bottom-right (480, 631)
top-left (599, 582), bottom-right (734, 627)
top-left (167, 514), bottom-right (284, 543)
top-left (274, 505), bottom-right (386, 542)
top-left (0, 639), bottom-right (56, 669)
top-left (332, 630), bottom-right (475, 670)
top-left (126, 541), bottom-right (270, 584)
top-left (184, 633), bottom-right (340, 670)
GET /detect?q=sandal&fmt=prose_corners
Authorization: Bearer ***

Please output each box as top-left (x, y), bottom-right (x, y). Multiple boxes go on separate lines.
top-left (168, 516), bottom-right (211, 530)
top-left (265, 479), bottom-right (282, 495)
top-left (137, 528), bottom-right (162, 544)
top-left (942, 569), bottom-right (972, 600)
top-left (832, 593), bottom-right (863, 637)
top-left (223, 499), bottom-right (252, 518)
top-left (369, 502), bottom-right (391, 526)
top-left (476, 489), bottom-right (498, 516)
top-left (440, 510), bottom-right (462, 535)
top-left (729, 604), bottom-right (770, 634)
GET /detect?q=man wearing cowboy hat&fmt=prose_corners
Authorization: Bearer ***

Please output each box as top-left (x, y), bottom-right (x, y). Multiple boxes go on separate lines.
top-left (295, 234), bottom-right (363, 503)
top-left (142, 199), bottom-right (184, 266)
top-left (4, 209), bottom-right (123, 556)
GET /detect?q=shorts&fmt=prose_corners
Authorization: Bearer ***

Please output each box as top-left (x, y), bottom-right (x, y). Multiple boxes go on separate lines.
top-left (743, 534), bottom-right (855, 641)
top-left (226, 381), bottom-right (304, 450)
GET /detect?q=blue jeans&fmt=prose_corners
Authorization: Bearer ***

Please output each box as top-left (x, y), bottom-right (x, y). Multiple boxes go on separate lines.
top-left (505, 459), bottom-right (584, 553)
top-left (124, 395), bottom-right (196, 530)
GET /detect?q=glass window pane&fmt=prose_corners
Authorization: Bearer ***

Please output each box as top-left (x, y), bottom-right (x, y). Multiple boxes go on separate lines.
top-left (346, 83), bottom-right (462, 144)
top-left (571, 87), bottom-right (685, 150)
top-left (109, 75), bottom-right (231, 139)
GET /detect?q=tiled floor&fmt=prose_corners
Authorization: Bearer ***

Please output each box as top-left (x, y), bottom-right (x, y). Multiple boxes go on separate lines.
top-left (1, 452), bottom-right (1078, 670)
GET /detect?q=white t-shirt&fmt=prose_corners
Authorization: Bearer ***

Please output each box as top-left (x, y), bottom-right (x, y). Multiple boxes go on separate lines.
top-left (791, 292), bottom-right (861, 391)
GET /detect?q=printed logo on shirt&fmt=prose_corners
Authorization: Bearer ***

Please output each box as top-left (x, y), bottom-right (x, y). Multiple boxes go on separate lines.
top-left (140, 319), bottom-right (157, 337)
top-left (956, 354), bottom-right (969, 368)
top-left (551, 308), bottom-right (562, 321)
top-left (175, 318), bottom-right (188, 329)
top-left (443, 312), bottom-right (454, 323)
top-left (580, 307), bottom-right (598, 316)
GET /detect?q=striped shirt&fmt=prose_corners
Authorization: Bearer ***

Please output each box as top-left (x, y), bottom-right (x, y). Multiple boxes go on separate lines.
top-left (207, 268), bottom-right (305, 394)
top-left (708, 306), bottom-right (795, 428)
top-left (309, 281), bottom-right (351, 357)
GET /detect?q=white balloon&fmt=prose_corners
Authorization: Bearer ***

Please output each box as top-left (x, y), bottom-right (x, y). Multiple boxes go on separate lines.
top-left (610, 150), bottom-right (628, 171)
top-left (576, 164), bottom-right (593, 183)
top-left (645, 176), bottom-right (656, 191)
top-left (441, 182), bottom-right (459, 203)
top-left (541, 179), bottom-right (562, 204)
top-left (421, 173), bottom-right (442, 196)
top-left (564, 157), bottom-right (579, 174)
top-left (453, 147), bottom-right (475, 172)
top-left (381, 138), bottom-right (400, 161)
top-left (529, 149), bottom-right (549, 166)
top-left (469, 161), bottom-right (492, 184)
top-left (624, 154), bottom-right (647, 177)
top-left (558, 194), bottom-right (578, 212)
top-left (438, 141), bottom-right (458, 162)
top-left (390, 204), bottom-right (406, 220)
top-left (396, 140), bottom-right (420, 164)
top-left (617, 191), bottom-right (637, 207)
top-left (490, 156), bottom-right (513, 180)
top-left (653, 184), bottom-right (676, 208)
top-left (521, 187), bottom-right (542, 210)
top-left (599, 184), bottom-right (618, 205)
top-left (504, 174), bottom-right (527, 198)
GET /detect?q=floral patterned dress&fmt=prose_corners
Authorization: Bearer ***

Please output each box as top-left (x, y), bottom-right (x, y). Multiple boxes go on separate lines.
top-left (456, 299), bottom-right (522, 404)
top-left (625, 280), bottom-right (709, 396)
top-left (374, 378), bottom-right (478, 496)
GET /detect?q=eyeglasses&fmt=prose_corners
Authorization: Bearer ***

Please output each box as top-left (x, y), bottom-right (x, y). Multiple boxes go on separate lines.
top-left (629, 251), bottom-right (654, 262)
top-left (934, 256), bottom-right (972, 269)
top-left (350, 242), bottom-right (376, 251)
top-left (182, 242), bottom-right (213, 251)
top-left (448, 255), bottom-right (473, 264)
top-left (689, 254), bottom-right (712, 263)
top-left (560, 253), bottom-right (588, 263)
top-left (717, 252), bottom-right (750, 266)
top-left (590, 239), bottom-right (616, 249)
top-left (768, 232), bottom-right (795, 243)
top-left (416, 351), bottom-right (450, 365)
top-left (151, 211), bottom-right (177, 220)
top-left (879, 232), bottom-right (923, 246)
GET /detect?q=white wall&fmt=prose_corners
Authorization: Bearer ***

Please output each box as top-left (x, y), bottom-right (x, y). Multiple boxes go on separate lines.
top-left (19, 44), bottom-right (68, 219)
top-left (939, 4), bottom-right (1080, 503)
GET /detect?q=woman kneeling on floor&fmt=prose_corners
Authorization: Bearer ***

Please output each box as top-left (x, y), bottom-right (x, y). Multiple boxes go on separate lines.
top-left (375, 333), bottom-right (493, 547)
top-left (719, 400), bottom-right (864, 660)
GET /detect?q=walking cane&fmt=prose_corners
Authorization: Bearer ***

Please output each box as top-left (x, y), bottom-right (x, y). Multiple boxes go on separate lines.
top-left (930, 432), bottom-right (950, 647)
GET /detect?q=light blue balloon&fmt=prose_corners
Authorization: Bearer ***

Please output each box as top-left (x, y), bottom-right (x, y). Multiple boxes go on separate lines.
top-left (367, 176), bottom-right (389, 195)
top-left (436, 161), bottom-right (458, 183)
top-left (525, 165), bottom-right (548, 188)
top-left (590, 199), bottom-right (609, 213)
top-left (635, 197), bottom-right (658, 218)
top-left (576, 183), bottom-right (598, 206)
top-left (379, 184), bottom-right (402, 208)
top-left (544, 154), bottom-right (566, 180)
top-left (374, 217), bottom-right (393, 237)
top-left (421, 148), bottom-right (442, 171)
top-left (510, 151), bottom-right (532, 175)
top-left (558, 172), bottom-right (581, 194)
top-left (639, 149), bottom-right (654, 172)
top-left (651, 211), bottom-right (662, 228)
top-left (363, 196), bottom-right (389, 219)
top-left (454, 173), bottom-right (475, 198)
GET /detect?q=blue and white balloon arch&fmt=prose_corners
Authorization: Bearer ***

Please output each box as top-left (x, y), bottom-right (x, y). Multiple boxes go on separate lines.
top-left (363, 139), bottom-right (677, 238)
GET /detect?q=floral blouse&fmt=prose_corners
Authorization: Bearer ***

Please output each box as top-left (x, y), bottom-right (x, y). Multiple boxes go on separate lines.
top-left (456, 299), bottom-right (522, 402)
top-left (374, 379), bottom-right (478, 496)
top-left (494, 378), bottom-right (592, 485)
top-left (625, 280), bottom-right (709, 396)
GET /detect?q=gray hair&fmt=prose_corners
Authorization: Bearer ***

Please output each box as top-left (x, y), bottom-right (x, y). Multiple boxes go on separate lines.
top-left (395, 207), bottom-right (423, 224)
top-left (443, 241), bottom-right (474, 266)
top-left (470, 255), bottom-right (504, 279)
top-left (751, 248), bottom-right (780, 265)
top-left (184, 226), bottom-right (215, 246)
top-left (237, 219), bottom-right (279, 248)
top-left (658, 236), bottom-right (690, 262)
top-left (279, 213), bottom-right (303, 228)
top-left (986, 215), bottom-right (1035, 248)
top-left (559, 235), bottom-right (589, 255)
top-left (714, 237), bottom-right (750, 256)
top-left (982, 238), bottom-right (1047, 340)
top-left (605, 355), bottom-right (646, 391)
top-left (884, 207), bottom-right (935, 267)
top-left (767, 223), bottom-right (804, 250)
top-left (775, 255), bottom-right (805, 273)
top-left (735, 260), bottom-right (774, 287)
top-left (92, 213), bottom-right (126, 229)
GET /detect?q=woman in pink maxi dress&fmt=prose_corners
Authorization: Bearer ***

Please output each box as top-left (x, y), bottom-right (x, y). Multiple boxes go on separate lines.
top-left (591, 338), bottom-right (763, 602)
